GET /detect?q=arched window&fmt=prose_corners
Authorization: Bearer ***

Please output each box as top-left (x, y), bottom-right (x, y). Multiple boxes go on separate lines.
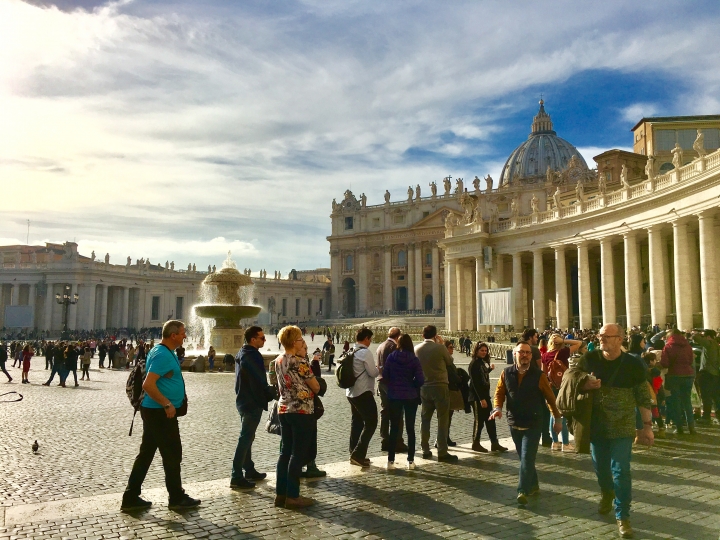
top-left (397, 250), bottom-right (406, 267)
top-left (658, 162), bottom-right (674, 173)
top-left (345, 254), bottom-right (354, 271)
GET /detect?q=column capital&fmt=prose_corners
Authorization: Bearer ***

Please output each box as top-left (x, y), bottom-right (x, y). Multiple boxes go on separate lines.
top-left (697, 210), bottom-right (717, 222)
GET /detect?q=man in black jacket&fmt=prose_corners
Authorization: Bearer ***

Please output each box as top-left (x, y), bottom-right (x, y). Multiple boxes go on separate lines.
top-left (231, 326), bottom-right (272, 489)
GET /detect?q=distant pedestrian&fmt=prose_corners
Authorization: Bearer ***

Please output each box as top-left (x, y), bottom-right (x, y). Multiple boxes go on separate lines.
top-left (0, 342), bottom-right (10, 382)
top-left (122, 320), bottom-right (200, 512)
top-left (80, 347), bottom-right (92, 380)
top-left (21, 344), bottom-right (33, 384)
top-left (347, 327), bottom-right (379, 467)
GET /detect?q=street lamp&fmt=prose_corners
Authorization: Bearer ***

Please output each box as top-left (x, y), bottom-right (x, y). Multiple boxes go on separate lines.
top-left (56, 284), bottom-right (78, 340)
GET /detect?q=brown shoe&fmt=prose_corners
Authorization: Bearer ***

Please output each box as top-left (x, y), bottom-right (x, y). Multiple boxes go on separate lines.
top-left (617, 519), bottom-right (634, 538)
top-left (285, 496), bottom-right (314, 509)
top-left (471, 442), bottom-right (488, 452)
top-left (273, 495), bottom-right (286, 507)
top-left (598, 491), bottom-right (614, 515)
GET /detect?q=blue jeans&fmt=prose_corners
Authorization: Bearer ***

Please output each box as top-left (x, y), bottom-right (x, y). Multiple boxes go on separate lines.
top-left (665, 375), bottom-right (696, 429)
top-left (550, 416), bottom-right (569, 444)
top-left (510, 426), bottom-right (541, 495)
top-left (590, 437), bottom-right (633, 520)
top-left (231, 407), bottom-right (262, 481)
top-left (276, 413), bottom-right (315, 498)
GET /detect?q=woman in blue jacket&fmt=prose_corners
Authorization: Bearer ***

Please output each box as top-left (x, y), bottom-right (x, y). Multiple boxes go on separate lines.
top-left (383, 333), bottom-right (424, 469)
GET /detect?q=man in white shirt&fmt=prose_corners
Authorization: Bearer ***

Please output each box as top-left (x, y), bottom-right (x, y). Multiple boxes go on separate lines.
top-left (347, 327), bottom-right (380, 467)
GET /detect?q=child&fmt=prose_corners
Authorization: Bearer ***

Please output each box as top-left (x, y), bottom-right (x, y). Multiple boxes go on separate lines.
top-left (21, 344), bottom-right (34, 384)
top-left (643, 351), bottom-right (666, 437)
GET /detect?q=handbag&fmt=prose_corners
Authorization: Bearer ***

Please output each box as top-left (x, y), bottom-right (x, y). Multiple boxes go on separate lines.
top-left (313, 395), bottom-right (324, 419)
top-left (265, 401), bottom-right (282, 435)
top-left (175, 394), bottom-right (188, 417)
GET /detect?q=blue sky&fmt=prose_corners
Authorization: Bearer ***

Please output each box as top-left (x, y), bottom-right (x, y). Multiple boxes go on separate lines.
top-left (2, 0), bottom-right (720, 273)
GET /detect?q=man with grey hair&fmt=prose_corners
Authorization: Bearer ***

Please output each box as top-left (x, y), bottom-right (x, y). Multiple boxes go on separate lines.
top-left (577, 323), bottom-right (653, 539)
top-left (377, 327), bottom-right (407, 452)
top-left (491, 341), bottom-right (562, 505)
top-left (122, 320), bottom-right (199, 512)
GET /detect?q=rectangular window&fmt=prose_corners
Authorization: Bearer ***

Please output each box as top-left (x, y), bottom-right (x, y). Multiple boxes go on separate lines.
top-left (282, 299), bottom-right (287, 316)
top-left (393, 215), bottom-right (405, 224)
top-left (308, 298), bottom-right (312, 315)
top-left (175, 297), bottom-right (184, 320)
top-left (345, 216), bottom-right (354, 230)
top-left (704, 128), bottom-right (720, 150)
top-left (372, 217), bottom-right (380, 227)
top-left (151, 296), bottom-right (160, 321)
top-left (677, 129), bottom-right (696, 150)
top-left (425, 273), bottom-right (432, 279)
top-left (398, 275), bottom-right (405, 280)
top-left (655, 129), bottom-right (675, 152)
top-left (295, 298), bottom-right (300, 316)
top-left (423, 211), bottom-right (430, 218)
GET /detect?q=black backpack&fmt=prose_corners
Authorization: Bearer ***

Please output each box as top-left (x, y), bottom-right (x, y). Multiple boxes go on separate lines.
top-left (336, 348), bottom-right (363, 389)
top-left (126, 359), bottom-right (146, 436)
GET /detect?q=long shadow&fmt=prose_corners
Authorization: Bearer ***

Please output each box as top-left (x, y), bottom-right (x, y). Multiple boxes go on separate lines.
top-left (316, 475), bottom-right (536, 538)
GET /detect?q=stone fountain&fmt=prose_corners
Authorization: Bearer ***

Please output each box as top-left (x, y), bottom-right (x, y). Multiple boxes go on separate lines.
top-left (193, 252), bottom-right (262, 356)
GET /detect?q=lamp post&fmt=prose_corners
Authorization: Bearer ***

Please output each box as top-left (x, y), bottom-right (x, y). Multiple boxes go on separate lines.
top-left (56, 284), bottom-right (78, 340)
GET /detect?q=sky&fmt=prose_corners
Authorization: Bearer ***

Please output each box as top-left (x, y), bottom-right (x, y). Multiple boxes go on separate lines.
top-left (2, 0), bottom-right (720, 274)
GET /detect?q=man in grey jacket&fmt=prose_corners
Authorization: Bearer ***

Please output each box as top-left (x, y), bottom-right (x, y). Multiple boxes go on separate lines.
top-left (415, 325), bottom-right (458, 462)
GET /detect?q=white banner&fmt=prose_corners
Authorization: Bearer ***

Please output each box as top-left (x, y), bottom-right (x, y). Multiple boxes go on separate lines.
top-left (477, 288), bottom-right (512, 325)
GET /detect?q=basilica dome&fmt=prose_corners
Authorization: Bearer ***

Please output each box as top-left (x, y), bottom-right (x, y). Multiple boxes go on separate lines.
top-left (499, 101), bottom-right (589, 188)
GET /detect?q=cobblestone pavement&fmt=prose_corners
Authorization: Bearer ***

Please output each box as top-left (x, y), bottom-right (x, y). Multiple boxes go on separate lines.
top-left (0, 345), bottom-right (718, 539)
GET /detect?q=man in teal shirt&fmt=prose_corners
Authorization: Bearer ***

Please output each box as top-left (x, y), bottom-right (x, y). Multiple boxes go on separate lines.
top-left (122, 320), bottom-right (200, 512)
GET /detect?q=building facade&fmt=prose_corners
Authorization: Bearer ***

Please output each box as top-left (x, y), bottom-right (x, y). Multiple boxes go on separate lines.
top-left (0, 242), bottom-right (330, 333)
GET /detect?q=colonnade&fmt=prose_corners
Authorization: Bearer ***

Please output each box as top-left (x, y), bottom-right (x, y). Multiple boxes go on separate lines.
top-left (446, 212), bottom-right (720, 331)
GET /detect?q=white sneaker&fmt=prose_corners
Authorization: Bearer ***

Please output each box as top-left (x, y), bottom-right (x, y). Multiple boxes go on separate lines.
top-left (406, 461), bottom-right (416, 470)
top-left (386, 461), bottom-right (395, 470)
top-left (562, 443), bottom-right (575, 452)
top-left (551, 442), bottom-right (562, 451)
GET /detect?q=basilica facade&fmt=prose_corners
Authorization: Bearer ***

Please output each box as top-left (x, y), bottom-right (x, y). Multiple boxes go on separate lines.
top-left (329, 103), bottom-right (720, 331)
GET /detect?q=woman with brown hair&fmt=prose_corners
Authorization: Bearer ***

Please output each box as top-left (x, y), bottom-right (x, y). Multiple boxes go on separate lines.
top-left (468, 342), bottom-right (507, 452)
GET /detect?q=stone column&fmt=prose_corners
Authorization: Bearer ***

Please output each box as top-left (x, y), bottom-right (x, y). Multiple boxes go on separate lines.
top-left (687, 230), bottom-right (702, 316)
top-left (99, 285), bottom-right (109, 330)
top-left (673, 220), bottom-right (693, 330)
top-left (121, 286), bottom-right (130, 328)
top-left (555, 247), bottom-right (569, 329)
top-left (577, 242), bottom-right (592, 329)
top-left (431, 243), bottom-right (440, 310)
top-left (383, 248), bottom-right (393, 311)
top-left (475, 255), bottom-right (485, 330)
top-left (600, 238), bottom-right (616, 325)
top-left (512, 252), bottom-right (524, 329)
top-left (407, 243), bottom-right (416, 311)
top-left (623, 232), bottom-right (642, 328)
top-left (532, 249), bottom-right (545, 330)
top-left (415, 243), bottom-right (423, 310)
top-left (456, 261), bottom-right (465, 329)
top-left (492, 254), bottom-right (504, 289)
top-left (67, 283), bottom-right (78, 331)
top-left (647, 225), bottom-right (668, 328)
top-left (85, 283), bottom-right (97, 331)
top-left (10, 283), bottom-right (19, 306)
top-left (698, 212), bottom-right (720, 328)
top-left (330, 249), bottom-right (340, 317)
top-left (446, 259), bottom-right (457, 330)
top-left (463, 262), bottom-right (475, 329)
top-left (44, 282), bottom-right (54, 331)
top-left (357, 249), bottom-right (368, 315)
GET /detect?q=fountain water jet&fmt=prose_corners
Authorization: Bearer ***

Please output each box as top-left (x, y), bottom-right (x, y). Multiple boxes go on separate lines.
top-left (193, 252), bottom-right (261, 356)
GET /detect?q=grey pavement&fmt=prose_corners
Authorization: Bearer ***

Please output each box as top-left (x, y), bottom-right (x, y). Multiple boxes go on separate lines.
top-left (0, 348), bottom-right (718, 539)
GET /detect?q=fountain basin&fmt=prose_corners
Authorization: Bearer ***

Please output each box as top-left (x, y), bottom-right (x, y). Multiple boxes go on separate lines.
top-left (194, 305), bottom-right (262, 327)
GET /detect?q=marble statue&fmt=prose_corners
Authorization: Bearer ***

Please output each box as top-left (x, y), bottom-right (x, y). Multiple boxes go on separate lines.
top-left (645, 156), bottom-right (655, 180)
top-left (672, 143), bottom-right (683, 170)
top-left (531, 194), bottom-right (539, 213)
top-left (575, 181), bottom-right (584, 203)
top-left (429, 181), bottom-right (437, 197)
top-left (598, 172), bottom-right (606, 195)
top-left (165, 260), bottom-right (169, 269)
top-left (455, 178), bottom-right (464, 194)
top-left (30, 251), bottom-right (37, 264)
top-left (510, 196), bottom-right (519, 217)
top-left (546, 166), bottom-right (555, 184)
top-left (473, 176), bottom-right (481, 191)
top-left (485, 174), bottom-right (493, 192)
top-left (415, 184), bottom-right (421, 200)
top-left (211, 265), bottom-right (215, 273)
top-left (187, 263), bottom-right (191, 271)
top-left (127, 256), bottom-right (131, 266)
top-left (693, 129), bottom-right (706, 156)
top-left (361, 193), bottom-right (367, 207)
top-left (104, 253), bottom-right (110, 264)
top-left (91, 250), bottom-right (96, 261)
top-left (553, 187), bottom-right (562, 209)
top-left (192, 263), bottom-right (196, 272)
top-left (170, 261), bottom-right (174, 270)
top-left (384, 190), bottom-right (391, 203)
top-left (621, 165), bottom-right (630, 188)
top-left (209, 265), bottom-right (212, 273)
top-left (332, 198), bottom-right (338, 212)
top-left (407, 186), bottom-right (414, 202)
top-left (443, 177), bottom-right (452, 195)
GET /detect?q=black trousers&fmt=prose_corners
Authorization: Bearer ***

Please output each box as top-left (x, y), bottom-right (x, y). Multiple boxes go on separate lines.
top-left (697, 371), bottom-right (720, 419)
top-left (378, 379), bottom-right (404, 443)
top-left (541, 398), bottom-right (552, 445)
top-left (471, 400), bottom-right (498, 443)
top-left (125, 407), bottom-right (184, 502)
top-left (347, 391), bottom-right (378, 460)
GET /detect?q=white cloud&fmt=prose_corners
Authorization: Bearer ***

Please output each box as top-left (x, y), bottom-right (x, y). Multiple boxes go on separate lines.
top-left (621, 103), bottom-right (658, 123)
